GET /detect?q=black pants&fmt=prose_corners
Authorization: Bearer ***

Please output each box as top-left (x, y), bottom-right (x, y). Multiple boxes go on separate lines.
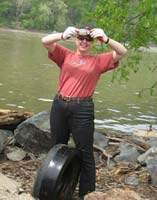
top-left (50, 95), bottom-right (95, 197)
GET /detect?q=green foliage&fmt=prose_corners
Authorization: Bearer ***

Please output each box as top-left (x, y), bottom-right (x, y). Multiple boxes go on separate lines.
top-left (0, 0), bottom-right (98, 30)
top-left (0, 0), bottom-right (16, 25)
top-left (88, 0), bottom-right (157, 87)
top-left (64, 0), bottom-right (99, 26)
top-left (20, 0), bottom-right (68, 31)
top-left (91, 0), bottom-right (157, 46)
top-left (0, 0), bottom-right (68, 31)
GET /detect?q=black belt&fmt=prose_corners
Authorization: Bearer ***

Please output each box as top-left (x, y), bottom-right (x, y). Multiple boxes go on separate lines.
top-left (57, 94), bottom-right (92, 102)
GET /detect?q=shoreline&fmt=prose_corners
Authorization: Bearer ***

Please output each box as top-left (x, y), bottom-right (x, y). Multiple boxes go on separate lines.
top-left (0, 27), bottom-right (51, 36)
top-left (0, 27), bottom-right (157, 52)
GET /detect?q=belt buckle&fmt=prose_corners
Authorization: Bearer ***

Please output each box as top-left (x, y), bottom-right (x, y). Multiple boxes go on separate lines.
top-left (63, 96), bottom-right (71, 101)
top-left (66, 97), bottom-right (71, 101)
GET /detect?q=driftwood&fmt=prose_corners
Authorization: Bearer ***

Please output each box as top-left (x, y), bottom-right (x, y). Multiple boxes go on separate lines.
top-left (106, 135), bottom-right (150, 152)
top-left (93, 144), bottom-right (112, 158)
top-left (133, 129), bottom-right (157, 138)
top-left (93, 144), bottom-right (112, 168)
top-left (0, 109), bottom-right (33, 130)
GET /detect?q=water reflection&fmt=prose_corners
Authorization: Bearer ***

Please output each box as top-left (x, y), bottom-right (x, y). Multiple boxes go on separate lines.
top-left (38, 98), bottom-right (53, 102)
top-left (0, 28), bottom-right (157, 134)
top-left (95, 122), bottom-right (155, 133)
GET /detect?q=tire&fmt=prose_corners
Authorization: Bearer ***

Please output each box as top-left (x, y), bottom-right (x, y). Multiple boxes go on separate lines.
top-left (33, 144), bottom-right (80, 200)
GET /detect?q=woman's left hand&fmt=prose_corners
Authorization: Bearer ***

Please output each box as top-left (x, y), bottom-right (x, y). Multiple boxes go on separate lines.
top-left (90, 28), bottom-right (108, 43)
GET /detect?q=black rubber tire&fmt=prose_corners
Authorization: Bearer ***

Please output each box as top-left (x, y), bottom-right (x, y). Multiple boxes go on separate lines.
top-left (33, 144), bottom-right (80, 200)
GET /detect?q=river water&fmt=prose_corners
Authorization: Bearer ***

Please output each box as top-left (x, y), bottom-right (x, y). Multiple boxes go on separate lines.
top-left (0, 28), bottom-right (157, 134)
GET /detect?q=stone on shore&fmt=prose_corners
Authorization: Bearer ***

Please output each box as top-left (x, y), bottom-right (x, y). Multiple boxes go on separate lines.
top-left (15, 110), bottom-right (51, 153)
top-left (0, 173), bottom-right (35, 200)
top-left (0, 173), bottom-right (19, 200)
top-left (6, 146), bottom-right (26, 161)
top-left (84, 188), bottom-right (150, 200)
top-left (0, 129), bottom-right (13, 153)
top-left (114, 142), bottom-right (140, 163)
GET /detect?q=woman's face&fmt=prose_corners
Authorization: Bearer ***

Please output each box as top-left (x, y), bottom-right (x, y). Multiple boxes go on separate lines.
top-left (76, 35), bottom-right (94, 55)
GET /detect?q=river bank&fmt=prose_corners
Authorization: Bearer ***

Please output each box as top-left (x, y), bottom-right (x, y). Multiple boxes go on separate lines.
top-left (0, 27), bottom-right (49, 36)
top-left (0, 109), bottom-right (157, 199)
top-left (1, 27), bottom-right (157, 52)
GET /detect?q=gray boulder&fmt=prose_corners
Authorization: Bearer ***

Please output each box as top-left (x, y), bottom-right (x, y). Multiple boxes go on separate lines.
top-left (146, 155), bottom-right (157, 187)
top-left (0, 129), bottom-right (13, 153)
top-left (114, 142), bottom-right (140, 163)
top-left (94, 131), bottom-right (109, 149)
top-left (15, 110), bottom-right (51, 153)
top-left (138, 147), bottom-right (157, 164)
top-left (147, 138), bottom-right (157, 148)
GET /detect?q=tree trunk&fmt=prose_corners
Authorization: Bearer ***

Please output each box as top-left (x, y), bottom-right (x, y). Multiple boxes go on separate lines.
top-left (0, 109), bottom-right (33, 130)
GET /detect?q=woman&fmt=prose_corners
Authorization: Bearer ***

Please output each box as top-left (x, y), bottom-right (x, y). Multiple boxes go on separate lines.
top-left (41, 26), bottom-right (127, 200)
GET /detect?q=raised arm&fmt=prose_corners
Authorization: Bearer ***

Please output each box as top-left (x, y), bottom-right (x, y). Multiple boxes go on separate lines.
top-left (107, 38), bottom-right (127, 62)
top-left (41, 27), bottom-right (78, 53)
top-left (41, 32), bottom-right (62, 53)
top-left (90, 28), bottom-right (127, 62)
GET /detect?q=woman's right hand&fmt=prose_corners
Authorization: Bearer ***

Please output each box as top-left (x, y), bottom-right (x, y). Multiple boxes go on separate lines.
top-left (62, 27), bottom-right (78, 39)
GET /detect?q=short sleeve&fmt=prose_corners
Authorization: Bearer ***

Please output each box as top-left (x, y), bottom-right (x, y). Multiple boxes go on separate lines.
top-left (48, 44), bottom-right (71, 68)
top-left (97, 52), bottom-right (119, 73)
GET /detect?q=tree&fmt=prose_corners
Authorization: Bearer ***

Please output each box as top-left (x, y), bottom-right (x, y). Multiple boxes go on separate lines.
top-left (20, 0), bottom-right (67, 31)
top-left (50, 0), bottom-right (68, 31)
top-left (0, 0), bottom-right (16, 25)
top-left (88, 0), bottom-right (157, 93)
top-left (64, 0), bottom-right (99, 27)
top-left (0, 0), bottom-right (98, 30)
top-left (0, 0), bottom-right (68, 31)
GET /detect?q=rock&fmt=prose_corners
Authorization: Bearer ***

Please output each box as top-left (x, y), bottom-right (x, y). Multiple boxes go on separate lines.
top-left (0, 172), bottom-right (20, 199)
top-left (147, 138), bottom-right (157, 147)
top-left (0, 172), bottom-right (35, 200)
top-left (114, 142), bottom-right (140, 163)
top-left (104, 188), bottom-right (150, 200)
top-left (15, 110), bottom-right (51, 153)
top-left (146, 155), bottom-right (157, 187)
top-left (138, 147), bottom-right (157, 164)
top-left (13, 110), bottom-right (110, 153)
top-left (85, 191), bottom-right (106, 200)
top-left (84, 188), bottom-right (150, 200)
top-left (6, 146), bottom-right (26, 161)
top-left (124, 174), bottom-right (139, 185)
top-left (94, 132), bottom-right (109, 149)
top-left (19, 193), bottom-right (35, 200)
top-left (0, 129), bottom-right (13, 153)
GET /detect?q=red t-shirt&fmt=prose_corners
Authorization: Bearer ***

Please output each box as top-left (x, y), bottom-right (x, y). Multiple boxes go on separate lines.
top-left (48, 44), bottom-right (119, 97)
